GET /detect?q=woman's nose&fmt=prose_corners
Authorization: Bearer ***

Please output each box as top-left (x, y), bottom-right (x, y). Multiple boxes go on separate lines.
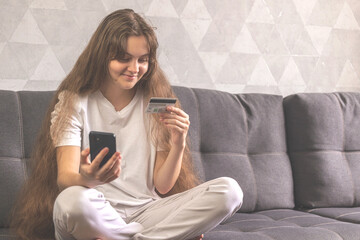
top-left (128, 60), bottom-right (139, 73)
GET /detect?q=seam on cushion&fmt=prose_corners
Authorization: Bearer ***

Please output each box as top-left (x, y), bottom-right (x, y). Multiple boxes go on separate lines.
top-left (236, 94), bottom-right (258, 212)
top-left (234, 95), bottom-right (248, 152)
top-left (209, 230), bottom-right (277, 239)
top-left (278, 215), bottom-right (320, 221)
top-left (248, 231), bottom-right (277, 240)
top-left (255, 232), bottom-right (276, 240)
top-left (311, 226), bottom-right (344, 240)
top-left (206, 230), bottom-right (237, 233)
top-left (247, 152), bottom-right (287, 156)
top-left (15, 92), bottom-right (25, 159)
top-left (336, 212), bottom-right (360, 219)
top-left (252, 221), bottom-right (343, 240)
top-left (334, 93), bottom-right (356, 206)
top-left (251, 225), bottom-right (298, 232)
top-left (225, 219), bottom-right (271, 224)
top-left (22, 157), bottom-right (28, 180)
top-left (254, 224), bottom-right (343, 240)
top-left (188, 88), bottom-right (206, 181)
top-left (257, 209), bottom-right (294, 214)
top-left (194, 151), bottom-right (288, 157)
top-left (15, 92), bottom-right (27, 180)
top-left (189, 88), bottom-right (201, 153)
top-left (312, 221), bottom-right (349, 227)
top-left (0, 157), bottom-right (22, 161)
top-left (289, 150), bottom-right (360, 154)
top-left (342, 151), bottom-right (360, 154)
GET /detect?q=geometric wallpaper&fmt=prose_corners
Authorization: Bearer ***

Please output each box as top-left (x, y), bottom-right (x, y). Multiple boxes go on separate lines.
top-left (1, 0), bottom-right (360, 96)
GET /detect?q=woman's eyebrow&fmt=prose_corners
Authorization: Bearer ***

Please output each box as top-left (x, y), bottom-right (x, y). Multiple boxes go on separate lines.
top-left (124, 52), bottom-right (150, 57)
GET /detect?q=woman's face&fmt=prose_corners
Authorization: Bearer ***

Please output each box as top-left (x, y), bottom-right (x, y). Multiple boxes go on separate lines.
top-left (106, 35), bottom-right (149, 91)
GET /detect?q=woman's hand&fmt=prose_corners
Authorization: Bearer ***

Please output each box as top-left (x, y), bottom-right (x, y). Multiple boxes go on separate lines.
top-left (159, 106), bottom-right (190, 149)
top-left (79, 148), bottom-right (121, 188)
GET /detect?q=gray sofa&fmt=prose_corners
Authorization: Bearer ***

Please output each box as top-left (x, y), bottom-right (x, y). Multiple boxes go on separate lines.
top-left (1, 86), bottom-right (360, 240)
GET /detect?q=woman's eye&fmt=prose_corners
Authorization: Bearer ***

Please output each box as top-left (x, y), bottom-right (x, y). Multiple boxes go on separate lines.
top-left (139, 58), bottom-right (149, 63)
top-left (118, 58), bottom-right (131, 62)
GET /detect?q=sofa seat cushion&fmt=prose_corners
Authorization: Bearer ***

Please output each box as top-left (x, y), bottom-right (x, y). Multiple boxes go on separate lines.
top-left (305, 207), bottom-right (360, 224)
top-left (205, 209), bottom-right (360, 240)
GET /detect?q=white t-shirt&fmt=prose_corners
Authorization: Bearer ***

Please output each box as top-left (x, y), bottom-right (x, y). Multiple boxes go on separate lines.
top-left (51, 89), bottom-right (160, 218)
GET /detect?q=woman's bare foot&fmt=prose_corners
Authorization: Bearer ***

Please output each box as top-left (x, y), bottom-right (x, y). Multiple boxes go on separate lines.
top-left (191, 234), bottom-right (204, 240)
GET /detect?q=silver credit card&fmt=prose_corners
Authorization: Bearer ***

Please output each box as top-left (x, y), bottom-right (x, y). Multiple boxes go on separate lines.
top-left (145, 97), bottom-right (177, 113)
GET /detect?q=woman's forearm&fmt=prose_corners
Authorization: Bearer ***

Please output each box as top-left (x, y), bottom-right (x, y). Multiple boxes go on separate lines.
top-left (154, 145), bottom-right (185, 195)
top-left (57, 172), bottom-right (92, 191)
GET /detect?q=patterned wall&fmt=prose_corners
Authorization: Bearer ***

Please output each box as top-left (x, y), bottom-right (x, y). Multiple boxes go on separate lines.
top-left (1, 0), bottom-right (360, 96)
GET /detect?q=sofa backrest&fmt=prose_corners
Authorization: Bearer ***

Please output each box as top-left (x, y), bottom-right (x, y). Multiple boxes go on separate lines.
top-left (174, 87), bottom-right (294, 212)
top-left (284, 92), bottom-right (360, 209)
top-left (0, 90), bottom-right (54, 227)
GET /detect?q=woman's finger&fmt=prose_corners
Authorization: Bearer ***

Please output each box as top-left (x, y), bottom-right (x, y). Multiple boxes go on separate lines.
top-left (160, 113), bottom-right (189, 124)
top-left (162, 118), bottom-right (189, 130)
top-left (102, 157), bottom-right (121, 182)
top-left (104, 167), bottom-right (121, 183)
top-left (80, 148), bottom-right (91, 164)
top-left (97, 152), bottom-right (120, 176)
top-left (166, 106), bottom-right (189, 118)
top-left (90, 147), bottom-right (109, 171)
top-left (164, 122), bottom-right (187, 134)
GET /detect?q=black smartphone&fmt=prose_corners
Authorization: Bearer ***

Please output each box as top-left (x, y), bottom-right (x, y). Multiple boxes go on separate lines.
top-left (89, 131), bottom-right (116, 168)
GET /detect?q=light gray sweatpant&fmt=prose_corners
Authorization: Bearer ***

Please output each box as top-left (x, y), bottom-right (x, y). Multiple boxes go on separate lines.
top-left (53, 177), bottom-right (243, 240)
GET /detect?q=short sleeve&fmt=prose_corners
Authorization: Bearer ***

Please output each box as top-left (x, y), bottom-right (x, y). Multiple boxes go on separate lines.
top-left (50, 91), bottom-right (83, 147)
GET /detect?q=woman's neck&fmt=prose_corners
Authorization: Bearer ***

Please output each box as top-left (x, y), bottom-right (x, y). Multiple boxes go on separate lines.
top-left (100, 86), bottom-right (137, 112)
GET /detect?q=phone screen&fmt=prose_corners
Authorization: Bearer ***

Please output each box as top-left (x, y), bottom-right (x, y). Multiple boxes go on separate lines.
top-left (89, 131), bottom-right (116, 168)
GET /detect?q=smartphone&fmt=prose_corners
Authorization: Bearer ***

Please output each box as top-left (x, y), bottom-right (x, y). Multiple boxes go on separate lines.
top-left (89, 131), bottom-right (116, 168)
top-left (145, 97), bottom-right (177, 113)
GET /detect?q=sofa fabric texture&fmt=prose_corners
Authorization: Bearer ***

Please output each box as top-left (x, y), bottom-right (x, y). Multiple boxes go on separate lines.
top-left (174, 88), bottom-right (294, 213)
top-left (1, 87), bottom-right (360, 240)
top-left (284, 93), bottom-right (360, 209)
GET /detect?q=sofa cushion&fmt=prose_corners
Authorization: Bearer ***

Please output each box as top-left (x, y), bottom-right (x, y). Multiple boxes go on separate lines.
top-left (0, 157), bottom-right (26, 228)
top-left (18, 91), bottom-right (54, 159)
top-left (0, 91), bottom-right (22, 159)
top-left (0, 91), bottom-right (25, 228)
top-left (305, 207), bottom-right (360, 224)
top-left (174, 87), bottom-right (294, 212)
top-left (284, 92), bottom-right (360, 208)
top-left (205, 209), bottom-right (360, 240)
top-left (0, 90), bottom-right (54, 228)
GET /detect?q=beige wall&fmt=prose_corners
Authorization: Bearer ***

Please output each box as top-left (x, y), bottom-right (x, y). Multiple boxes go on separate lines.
top-left (0, 0), bottom-right (360, 96)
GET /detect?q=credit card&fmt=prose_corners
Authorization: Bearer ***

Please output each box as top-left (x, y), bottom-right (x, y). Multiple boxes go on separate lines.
top-left (145, 97), bottom-right (177, 113)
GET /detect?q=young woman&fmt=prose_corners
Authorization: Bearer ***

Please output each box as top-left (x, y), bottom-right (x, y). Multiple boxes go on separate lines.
top-left (11, 9), bottom-right (243, 240)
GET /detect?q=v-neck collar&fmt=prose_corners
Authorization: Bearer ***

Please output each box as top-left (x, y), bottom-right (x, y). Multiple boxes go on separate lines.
top-left (95, 89), bottom-right (141, 118)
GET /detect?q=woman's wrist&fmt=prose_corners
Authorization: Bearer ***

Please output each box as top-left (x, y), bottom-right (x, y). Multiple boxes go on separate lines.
top-left (171, 142), bottom-right (186, 153)
top-left (57, 172), bottom-right (90, 191)
top-left (78, 172), bottom-right (99, 188)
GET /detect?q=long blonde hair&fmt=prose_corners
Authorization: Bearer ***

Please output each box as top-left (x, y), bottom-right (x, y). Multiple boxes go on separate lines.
top-left (11, 9), bottom-right (199, 240)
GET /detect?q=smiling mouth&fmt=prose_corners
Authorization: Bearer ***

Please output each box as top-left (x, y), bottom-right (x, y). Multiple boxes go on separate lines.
top-left (123, 74), bottom-right (137, 78)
